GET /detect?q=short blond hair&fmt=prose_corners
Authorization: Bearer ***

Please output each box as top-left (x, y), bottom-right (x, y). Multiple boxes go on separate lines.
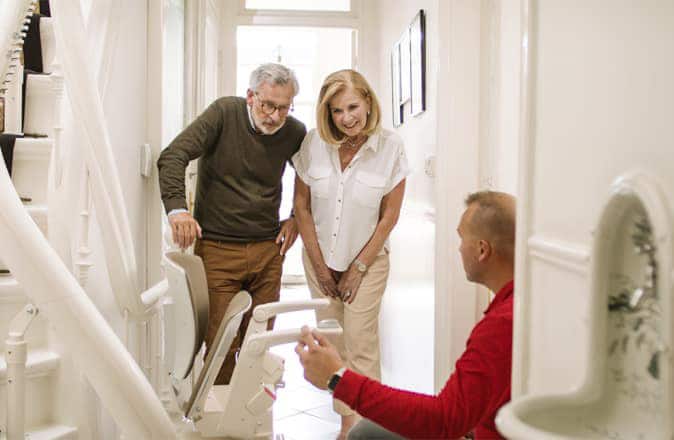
top-left (465, 191), bottom-right (517, 261)
top-left (316, 70), bottom-right (381, 145)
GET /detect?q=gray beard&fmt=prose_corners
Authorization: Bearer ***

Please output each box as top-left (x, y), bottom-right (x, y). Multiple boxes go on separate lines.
top-left (253, 115), bottom-right (285, 135)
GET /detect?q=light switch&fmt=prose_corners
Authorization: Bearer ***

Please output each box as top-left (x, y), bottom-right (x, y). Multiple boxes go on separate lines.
top-left (424, 156), bottom-right (436, 178)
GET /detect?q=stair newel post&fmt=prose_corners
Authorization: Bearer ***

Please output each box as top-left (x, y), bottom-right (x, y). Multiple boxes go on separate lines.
top-left (5, 304), bottom-right (39, 440)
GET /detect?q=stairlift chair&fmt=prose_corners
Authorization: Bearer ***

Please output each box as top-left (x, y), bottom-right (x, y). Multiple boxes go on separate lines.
top-left (163, 251), bottom-right (341, 439)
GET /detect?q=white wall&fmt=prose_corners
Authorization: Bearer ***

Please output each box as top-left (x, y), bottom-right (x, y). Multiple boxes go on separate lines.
top-left (514, 0), bottom-right (674, 397)
top-left (363, 0), bottom-right (523, 393)
top-left (368, 0), bottom-right (439, 393)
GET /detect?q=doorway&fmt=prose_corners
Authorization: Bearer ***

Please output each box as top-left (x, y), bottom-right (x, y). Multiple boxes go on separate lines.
top-left (236, 25), bottom-right (353, 282)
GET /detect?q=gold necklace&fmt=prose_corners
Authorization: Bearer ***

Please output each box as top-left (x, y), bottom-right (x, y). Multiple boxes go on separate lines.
top-left (342, 135), bottom-right (366, 149)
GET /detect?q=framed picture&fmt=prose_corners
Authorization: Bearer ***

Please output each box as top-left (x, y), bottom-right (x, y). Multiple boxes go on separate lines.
top-left (398, 28), bottom-right (411, 105)
top-left (410, 9), bottom-right (426, 116)
top-left (391, 41), bottom-right (403, 127)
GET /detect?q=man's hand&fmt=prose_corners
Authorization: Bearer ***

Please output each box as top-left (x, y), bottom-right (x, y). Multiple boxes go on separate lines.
top-left (295, 326), bottom-right (344, 390)
top-left (337, 265), bottom-right (364, 304)
top-left (276, 217), bottom-right (298, 255)
top-left (168, 211), bottom-right (202, 249)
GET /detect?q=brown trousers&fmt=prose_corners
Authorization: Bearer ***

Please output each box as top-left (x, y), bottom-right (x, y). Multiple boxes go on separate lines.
top-left (195, 239), bottom-right (284, 385)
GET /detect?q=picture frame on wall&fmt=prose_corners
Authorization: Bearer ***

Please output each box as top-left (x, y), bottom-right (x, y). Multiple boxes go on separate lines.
top-left (398, 28), bottom-right (411, 105)
top-left (410, 9), bottom-right (426, 116)
top-left (391, 41), bottom-right (403, 127)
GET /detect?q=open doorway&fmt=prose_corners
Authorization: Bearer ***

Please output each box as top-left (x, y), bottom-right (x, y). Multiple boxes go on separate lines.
top-left (236, 25), bottom-right (353, 283)
top-left (236, 24), bottom-right (354, 437)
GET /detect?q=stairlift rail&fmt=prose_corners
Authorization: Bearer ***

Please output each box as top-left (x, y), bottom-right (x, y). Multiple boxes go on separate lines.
top-left (50, 0), bottom-right (144, 318)
top-left (0, 161), bottom-right (175, 438)
top-left (5, 304), bottom-right (38, 440)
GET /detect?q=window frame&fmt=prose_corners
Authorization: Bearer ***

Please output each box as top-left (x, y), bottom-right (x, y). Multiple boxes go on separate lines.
top-left (236, 0), bottom-right (361, 27)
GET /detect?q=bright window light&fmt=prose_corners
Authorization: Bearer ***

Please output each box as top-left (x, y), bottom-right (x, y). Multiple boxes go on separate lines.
top-left (236, 25), bottom-right (352, 237)
top-left (245, 0), bottom-right (350, 12)
top-left (237, 26), bottom-right (352, 130)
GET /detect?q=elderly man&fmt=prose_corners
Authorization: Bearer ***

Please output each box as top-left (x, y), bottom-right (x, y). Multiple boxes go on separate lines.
top-left (158, 63), bottom-right (306, 384)
top-left (296, 191), bottom-right (516, 439)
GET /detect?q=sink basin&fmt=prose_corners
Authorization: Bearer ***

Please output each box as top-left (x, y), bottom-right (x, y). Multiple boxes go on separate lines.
top-left (497, 172), bottom-right (673, 440)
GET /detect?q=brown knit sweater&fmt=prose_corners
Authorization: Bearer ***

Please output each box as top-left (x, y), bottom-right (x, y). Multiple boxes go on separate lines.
top-left (157, 96), bottom-right (306, 242)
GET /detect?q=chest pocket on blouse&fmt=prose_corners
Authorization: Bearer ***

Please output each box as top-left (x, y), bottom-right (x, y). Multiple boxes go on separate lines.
top-left (307, 165), bottom-right (331, 199)
top-left (353, 171), bottom-right (387, 208)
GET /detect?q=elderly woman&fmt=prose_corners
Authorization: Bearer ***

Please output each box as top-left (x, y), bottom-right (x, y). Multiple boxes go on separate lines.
top-left (292, 69), bottom-right (409, 438)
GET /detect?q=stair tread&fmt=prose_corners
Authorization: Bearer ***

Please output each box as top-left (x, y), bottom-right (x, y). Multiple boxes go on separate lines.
top-left (0, 348), bottom-right (60, 379)
top-left (25, 203), bottom-right (48, 211)
top-left (25, 423), bottom-right (77, 439)
top-left (0, 275), bottom-right (23, 300)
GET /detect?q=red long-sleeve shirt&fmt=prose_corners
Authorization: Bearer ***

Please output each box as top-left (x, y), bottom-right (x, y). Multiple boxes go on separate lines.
top-left (334, 281), bottom-right (514, 439)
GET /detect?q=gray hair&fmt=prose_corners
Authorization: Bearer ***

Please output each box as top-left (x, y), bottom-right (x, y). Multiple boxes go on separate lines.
top-left (249, 63), bottom-right (300, 96)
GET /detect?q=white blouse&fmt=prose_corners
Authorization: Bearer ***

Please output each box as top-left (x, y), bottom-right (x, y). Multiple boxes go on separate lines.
top-left (292, 128), bottom-right (411, 271)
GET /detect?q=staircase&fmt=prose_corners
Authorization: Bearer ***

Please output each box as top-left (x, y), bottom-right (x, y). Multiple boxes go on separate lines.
top-left (0, 2), bottom-right (79, 438)
top-left (1, 1), bottom-right (308, 438)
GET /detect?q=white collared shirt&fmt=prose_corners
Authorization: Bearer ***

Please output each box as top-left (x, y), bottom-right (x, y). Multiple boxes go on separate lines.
top-left (292, 128), bottom-right (410, 271)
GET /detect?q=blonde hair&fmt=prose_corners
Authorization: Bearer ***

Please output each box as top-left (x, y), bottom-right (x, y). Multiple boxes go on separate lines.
top-left (316, 69), bottom-right (381, 145)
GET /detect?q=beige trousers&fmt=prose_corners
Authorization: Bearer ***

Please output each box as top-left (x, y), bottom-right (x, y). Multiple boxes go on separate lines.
top-left (302, 248), bottom-right (390, 416)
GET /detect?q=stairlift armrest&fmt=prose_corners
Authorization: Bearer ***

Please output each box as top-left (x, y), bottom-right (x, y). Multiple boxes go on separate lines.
top-left (252, 298), bottom-right (330, 323)
top-left (140, 278), bottom-right (169, 306)
top-left (243, 325), bottom-right (343, 356)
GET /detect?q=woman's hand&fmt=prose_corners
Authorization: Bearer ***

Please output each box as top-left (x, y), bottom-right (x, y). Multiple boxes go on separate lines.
top-left (337, 266), bottom-right (364, 304)
top-left (316, 264), bottom-right (340, 299)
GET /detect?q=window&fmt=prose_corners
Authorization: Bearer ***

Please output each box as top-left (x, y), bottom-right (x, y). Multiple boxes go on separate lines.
top-left (237, 26), bottom-right (352, 130)
top-left (245, 0), bottom-right (350, 12)
top-left (237, 25), bottom-right (352, 280)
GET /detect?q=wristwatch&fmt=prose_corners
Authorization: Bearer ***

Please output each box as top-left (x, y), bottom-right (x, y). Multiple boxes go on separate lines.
top-left (327, 367), bottom-right (347, 394)
top-left (352, 258), bottom-right (368, 274)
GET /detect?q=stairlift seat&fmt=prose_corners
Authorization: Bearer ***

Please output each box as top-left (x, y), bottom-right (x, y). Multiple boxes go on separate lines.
top-left (184, 290), bottom-right (252, 421)
top-left (163, 249), bottom-right (341, 437)
top-left (164, 251), bottom-right (210, 380)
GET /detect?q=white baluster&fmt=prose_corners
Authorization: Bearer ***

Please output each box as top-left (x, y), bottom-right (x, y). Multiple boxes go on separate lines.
top-left (6, 304), bottom-right (39, 440)
top-left (50, 63), bottom-right (65, 187)
top-left (75, 169), bottom-right (93, 286)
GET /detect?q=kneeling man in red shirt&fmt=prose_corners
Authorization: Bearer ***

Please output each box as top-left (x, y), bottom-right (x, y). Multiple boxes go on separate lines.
top-left (296, 190), bottom-right (516, 440)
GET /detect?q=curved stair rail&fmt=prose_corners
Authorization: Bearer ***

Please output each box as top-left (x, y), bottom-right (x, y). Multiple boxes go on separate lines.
top-left (0, 155), bottom-right (175, 438)
top-left (48, 0), bottom-right (148, 318)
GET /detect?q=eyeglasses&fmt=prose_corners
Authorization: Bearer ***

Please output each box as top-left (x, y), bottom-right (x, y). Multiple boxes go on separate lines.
top-left (254, 93), bottom-right (294, 115)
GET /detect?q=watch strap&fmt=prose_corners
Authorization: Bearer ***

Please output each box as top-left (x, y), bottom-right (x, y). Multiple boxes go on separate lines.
top-left (327, 367), bottom-right (347, 394)
top-left (353, 258), bottom-right (368, 273)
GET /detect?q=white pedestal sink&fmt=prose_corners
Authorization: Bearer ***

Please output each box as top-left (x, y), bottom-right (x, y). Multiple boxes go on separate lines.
top-left (497, 172), bottom-right (673, 440)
